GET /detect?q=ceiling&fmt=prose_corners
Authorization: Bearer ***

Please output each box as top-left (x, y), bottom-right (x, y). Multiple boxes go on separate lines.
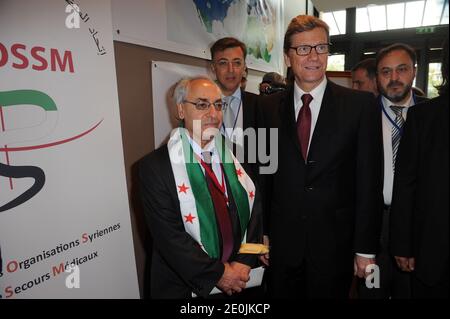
top-left (312, 0), bottom-right (421, 12)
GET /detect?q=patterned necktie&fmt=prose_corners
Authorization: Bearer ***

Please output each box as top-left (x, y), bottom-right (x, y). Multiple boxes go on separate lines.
top-left (223, 96), bottom-right (236, 130)
top-left (201, 151), bottom-right (234, 262)
top-left (297, 94), bottom-right (313, 161)
top-left (390, 105), bottom-right (405, 172)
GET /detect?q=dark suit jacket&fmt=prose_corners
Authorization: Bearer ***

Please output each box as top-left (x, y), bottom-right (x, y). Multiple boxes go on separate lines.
top-left (242, 90), bottom-right (259, 130)
top-left (390, 93), bottom-right (449, 286)
top-left (232, 90), bottom-right (259, 176)
top-left (139, 144), bottom-right (263, 298)
top-left (259, 80), bottom-right (384, 276)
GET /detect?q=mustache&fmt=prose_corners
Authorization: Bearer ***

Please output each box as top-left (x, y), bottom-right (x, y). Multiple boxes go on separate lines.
top-left (202, 117), bottom-right (220, 126)
top-left (387, 80), bottom-right (405, 88)
top-left (203, 120), bottom-right (219, 125)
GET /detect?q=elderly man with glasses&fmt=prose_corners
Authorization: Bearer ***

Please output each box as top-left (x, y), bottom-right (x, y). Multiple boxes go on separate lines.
top-left (139, 76), bottom-right (263, 299)
top-left (258, 15), bottom-right (383, 298)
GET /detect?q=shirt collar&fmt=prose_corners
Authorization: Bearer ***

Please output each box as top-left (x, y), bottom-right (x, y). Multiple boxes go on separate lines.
top-left (186, 133), bottom-right (215, 157)
top-left (230, 87), bottom-right (242, 101)
top-left (294, 77), bottom-right (327, 107)
top-left (381, 92), bottom-right (414, 111)
top-left (223, 87), bottom-right (241, 104)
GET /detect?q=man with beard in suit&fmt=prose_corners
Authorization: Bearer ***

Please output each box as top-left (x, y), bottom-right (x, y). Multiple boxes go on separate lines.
top-left (358, 43), bottom-right (429, 299)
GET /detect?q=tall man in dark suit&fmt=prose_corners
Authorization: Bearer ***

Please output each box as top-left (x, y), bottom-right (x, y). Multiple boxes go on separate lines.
top-left (259, 15), bottom-right (383, 298)
top-left (210, 37), bottom-right (259, 163)
top-left (390, 39), bottom-right (449, 298)
top-left (139, 76), bottom-right (263, 298)
top-left (359, 43), bottom-right (429, 299)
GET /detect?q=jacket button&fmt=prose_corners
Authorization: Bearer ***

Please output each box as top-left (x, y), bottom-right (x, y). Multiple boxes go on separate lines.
top-left (305, 186), bottom-right (314, 191)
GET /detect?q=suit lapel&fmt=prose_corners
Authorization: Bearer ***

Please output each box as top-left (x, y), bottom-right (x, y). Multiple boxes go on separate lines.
top-left (241, 90), bottom-right (256, 130)
top-left (307, 82), bottom-right (337, 165)
top-left (281, 84), bottom-right (302, 156)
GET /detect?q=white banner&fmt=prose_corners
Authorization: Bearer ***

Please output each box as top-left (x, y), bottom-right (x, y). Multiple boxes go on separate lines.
top-left (0, 0), bottom-right (139, 298)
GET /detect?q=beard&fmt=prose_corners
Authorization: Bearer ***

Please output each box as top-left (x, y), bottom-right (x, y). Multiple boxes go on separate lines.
top-left (379, 80), bottom-right (412, 103)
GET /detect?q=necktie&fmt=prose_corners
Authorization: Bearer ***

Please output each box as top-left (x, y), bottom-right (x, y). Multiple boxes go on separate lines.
top-left (297, 94), bottom-right (313, 161)
top-left (390, 105), bottom-right (405, 172)
top-left (202, 151), bottom-right (213, 165)
top-left (223, 96), bottom-right (236, 130)
top-left (201, 151), bottom-right (234, 262)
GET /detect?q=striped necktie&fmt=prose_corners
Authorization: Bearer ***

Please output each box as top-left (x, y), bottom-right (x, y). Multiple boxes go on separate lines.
top-left (390, 105), bottom-right (405, 172)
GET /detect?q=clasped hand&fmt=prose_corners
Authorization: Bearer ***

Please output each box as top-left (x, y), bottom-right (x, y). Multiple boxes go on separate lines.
top-left (217, 262), bottom-right (251, 296)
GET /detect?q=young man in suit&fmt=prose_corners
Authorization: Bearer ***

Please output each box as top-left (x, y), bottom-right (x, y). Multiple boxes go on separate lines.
top-left (259, 15), bottom-right (383, 298)
top-left (390, 39), bottom-right (449, 299)
top-left (139, 76), bottom-right (263, 298)
top-left (358, 43), bottom-right (429, 299)
top-left (210, 37), bottom-right (259, 164)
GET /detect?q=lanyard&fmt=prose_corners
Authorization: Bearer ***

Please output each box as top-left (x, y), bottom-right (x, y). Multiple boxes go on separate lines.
top-left (379, 94), bottom-right (416, 136)
top-left (381, 104), bottom-right (403, 136)
top-left (198, 156), bottom-right (227, 199)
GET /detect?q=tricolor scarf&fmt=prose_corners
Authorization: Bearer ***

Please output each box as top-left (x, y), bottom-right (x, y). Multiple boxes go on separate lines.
top-left (168, 127), bottom-right (256, 259)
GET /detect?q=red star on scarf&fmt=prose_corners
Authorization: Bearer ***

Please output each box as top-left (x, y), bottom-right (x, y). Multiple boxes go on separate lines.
top-left (178, 183), bottom-right (189, 194)
top-left (249, 191), bottom-right (255, 199)
top-left (236, 169), bottom-right (243, 177)
top-left (184, 213), bottom-right (196, 224)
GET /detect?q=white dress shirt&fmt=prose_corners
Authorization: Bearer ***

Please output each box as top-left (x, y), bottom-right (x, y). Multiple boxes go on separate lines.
top-left (381, 94), bottom-right (414, 206)
top-left (221, 87), bottom-right (243, 146)
top-left (187, 135), bottom-right (227, 196)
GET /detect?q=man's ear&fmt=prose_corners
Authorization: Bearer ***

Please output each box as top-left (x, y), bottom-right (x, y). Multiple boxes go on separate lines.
top-left (177, 104), bottom-right (184, 120)
top-left (284, 53), bottom-right (291, 68)
top-left (210, 62), bottom-right (216, 75)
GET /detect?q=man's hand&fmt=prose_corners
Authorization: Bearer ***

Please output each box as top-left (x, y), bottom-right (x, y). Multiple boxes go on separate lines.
top-left (230, 261), bottom-right (251, 281)
top-left (259, 235), bottom-right (270, 266)
top-left (394, 256), bottom-right (415, 272)
top-left (354, 255), bottom-right (376, 278)
top-left (216, 262), bottom-right (248, 295)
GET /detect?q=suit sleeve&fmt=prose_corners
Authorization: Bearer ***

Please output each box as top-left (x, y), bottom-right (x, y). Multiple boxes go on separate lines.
top-left (255, 95), bottom-right (277, 237)
top-left (354, 95), bottom-right (384, 254)
top-left (139, 156), bottom-right (224, 297)
top-left (389, 109), bottom-right (419, 257)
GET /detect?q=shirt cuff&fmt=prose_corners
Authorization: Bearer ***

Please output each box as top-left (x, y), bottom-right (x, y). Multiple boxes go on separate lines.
top-left (356, 253), bottom-right (376, 259)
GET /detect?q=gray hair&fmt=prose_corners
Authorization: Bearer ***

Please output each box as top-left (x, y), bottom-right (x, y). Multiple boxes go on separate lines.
top-left (173, 75), bottom-right (220, 105)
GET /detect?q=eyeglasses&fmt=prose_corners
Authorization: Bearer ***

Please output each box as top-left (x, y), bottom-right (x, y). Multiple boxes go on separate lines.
top-left (214, 59), bottom-right (244, 69)
top-left (290, 43), bottom-right (331, 56)
top-left (183, 100), bottom-right (225, 111)
top-left (378, 65), bottom-right (412, 78)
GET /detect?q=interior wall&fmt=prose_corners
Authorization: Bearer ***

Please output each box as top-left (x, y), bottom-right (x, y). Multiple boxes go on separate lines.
top-left (113, 41), bottom-right (264, 297)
